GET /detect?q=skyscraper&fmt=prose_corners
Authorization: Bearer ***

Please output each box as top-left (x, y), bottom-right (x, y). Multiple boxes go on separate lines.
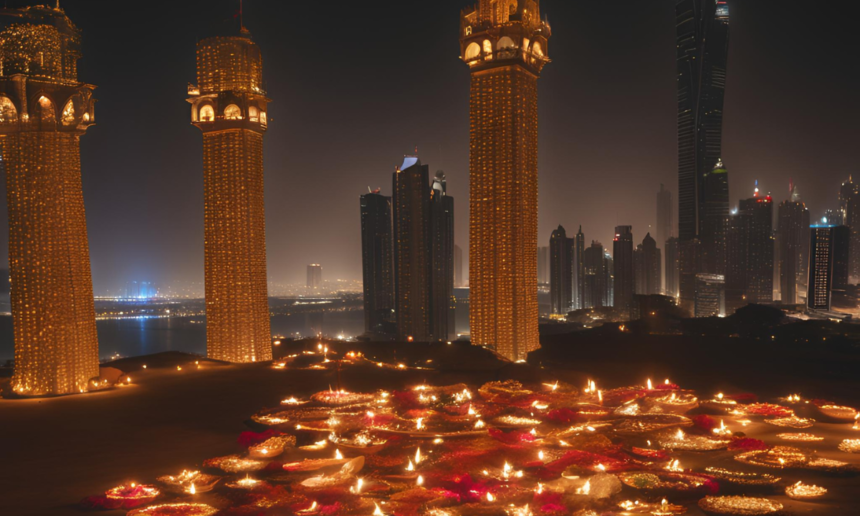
top-left (808, 224), bottom-right (850, 312)
top-left (360, 191), bottom-right (394, 336)
top-left (665, 237), bottom-right (680, 298)
top-left (392, 157), bottom-right (431, 342)
top-left (725, 189), bottom-right (774, 313)
top-left (2, 5), bottom-right (100, 395)
top-left (307, 264), bottom-right (322, 292)
top-left (777, 185), bottom-right (810, 305)
top-left (583, 242), bottom-right (606, 309)
top-left (657, 185), bottom-right (673, 293)
top-left (700, 160), bottom-right (729, 274)
top-left (832, 224), bottom-right (851, 291)
top-left (676, 0), bottom-right (730, 310)
top-left (460, 0), bottom-right (550, 361)
top-left (843, 182), bottom-right (860, 284)
top-left (454, 244), bottom-right (464, 288)
top-left (188, 23), bottom-right (272, 363)
top-left (572, 226), bottom-right (585, 310)
top-left (430, 171), bottom-right (455, 342)
top-left (635, 233), bottom-right (662, 296)
top-left (549, 225), bottom-right (572, 315)
top-left (613, 226), bottom-right (635, 317)
top-left (695, 273), bottom-right (725, 317)
top-left (537, 247), bottom-right (549, 285)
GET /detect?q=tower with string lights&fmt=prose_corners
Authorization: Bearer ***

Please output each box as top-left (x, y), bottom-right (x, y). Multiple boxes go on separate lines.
top-left (459, 0), bottom-right (550, 360)
top-left (0, 5), bottom-right (100, 395)
top-left (187, 17), bottom-right (272, 363)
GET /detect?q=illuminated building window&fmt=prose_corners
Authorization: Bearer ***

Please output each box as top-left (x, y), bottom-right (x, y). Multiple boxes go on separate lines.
top-left (248, 105), bottom-right (259, 122)
top-left (482, 39), bottom-right (493, 59)
top-left (61, 99), bottom-right (75, 125)
top-left (224, 103), bottom-right (241, 120)
top-left (199, 105), bottom-right (214, 122)
top-left (260, 111), bottom-right (267, 125)
top-left (38, 95), bottom-right (55, 123)
top-left (465, 26), bottom-right (473, 36)
top-left (0, 95), bottom-right (16, 122)
top-left (464, 42), bottom-right (481, 61)
top-left (532, 41), bottom-right (543, 57)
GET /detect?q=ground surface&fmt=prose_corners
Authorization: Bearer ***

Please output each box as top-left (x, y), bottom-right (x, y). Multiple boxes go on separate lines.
top-left (1, 345), bottom-right (859, 516)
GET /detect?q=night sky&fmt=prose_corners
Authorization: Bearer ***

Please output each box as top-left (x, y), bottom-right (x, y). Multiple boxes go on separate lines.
top-left (0, 0), bottom-right (856, 295)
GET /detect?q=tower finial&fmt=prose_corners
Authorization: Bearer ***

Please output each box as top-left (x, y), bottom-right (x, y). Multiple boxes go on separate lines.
top-left (239, 0), bottom-right (245, 30)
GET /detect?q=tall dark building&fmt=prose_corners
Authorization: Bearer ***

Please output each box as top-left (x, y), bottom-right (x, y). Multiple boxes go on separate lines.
top-left (604, 249), bottom-right (615, 308)
top-left (360, 191), bottom-right (394, 336)
top-left (832, 224), bottom-right (851, 291)
top-left (549, 225), bottom-right (572, 315)
top-left (665, 237), bottom-right (680, 298)
top-left (676, 0), bottom-right (730, 309)
top-left (635, 233), bottom-right (662, 296)
top-left (657, 185), bottom-right (673, 293)
top-left (700, 160), bottom-right (729, 274)
top-left (843, 180), bottom-right (860, 284)
top-left (454, 244), bottom-right (464, 288)
top-left (808, 224), bottom-right (850, 312)
top-left (726, 189), bottom-right (774, 313)
top-left (838, 177), bottom-right (856, 225)
top-left (613, 226), bottom-right (635, 317)
top-left (583, 241), bottom-right (606, 309)
top-left (777, 185), bottom-right (810, 305)
top-left (695, 273), bottom-right (725, 317)
top-left (392, 157), bottom-right (431, 341)
top-left (307, 264), bottom-right (322, 291)
top-left (429, 171), bottom-right (455, 342)
top-left (572, 226), bottom-right (585, 310)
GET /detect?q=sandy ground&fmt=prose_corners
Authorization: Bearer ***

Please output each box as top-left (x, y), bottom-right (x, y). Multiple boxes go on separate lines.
top-left (1, 350), bottom-right (858, 515)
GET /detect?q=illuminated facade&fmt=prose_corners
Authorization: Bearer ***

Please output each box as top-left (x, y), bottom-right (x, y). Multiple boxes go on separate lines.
top-left (549, 225), bottom-right (571, 315)
top-left (460, 0), bottom-right (550, 361)
top-left (188, 27), bottom-right (271, 363)
top-left (1, 6), bottom-right (99, 395)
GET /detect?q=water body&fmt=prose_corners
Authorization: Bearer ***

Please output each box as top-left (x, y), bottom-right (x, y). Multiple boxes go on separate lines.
top-left (0, 311), bottom-right (365, 362)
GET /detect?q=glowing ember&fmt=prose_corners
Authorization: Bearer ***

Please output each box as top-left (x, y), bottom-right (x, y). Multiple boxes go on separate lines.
top-left (786, 481), bottom-right (827, 499)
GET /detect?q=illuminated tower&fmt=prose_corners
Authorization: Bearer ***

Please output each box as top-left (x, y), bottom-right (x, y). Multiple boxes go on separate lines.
top-left (188, 24), bottom-right (271, 363)
top-left (1, 5), bottom-right (99, 395)
top-left (460, 0), bottom-right (550, 361)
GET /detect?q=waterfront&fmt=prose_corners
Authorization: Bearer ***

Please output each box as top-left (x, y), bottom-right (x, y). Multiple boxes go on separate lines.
top-left (0, 311), bottom-right (365, 362)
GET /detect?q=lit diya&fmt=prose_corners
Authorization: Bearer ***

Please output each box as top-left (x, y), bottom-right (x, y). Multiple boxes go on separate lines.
top-left (156, 470), bottom-right (219, 494)
top-left (202, 455), bottom-right (267, 473)
top-left (740, 403), bottom-right (794, 418)
top-left (814, 404), bottom-right (858, 422)
top-left (734, 446), bottom-right (808, 469)
top-left (698, 496), bottom-right (783, 516)
top-left (617, 499), bottom-right (687, 515)
top-left (776, 433), bottom-right (824, 442)
top-left (329, 430), bottom-right (388, 453)
top-left (127, 503), bottom-right (219, 516)
top-left (838, 439), bottom-right (860, 453)
top-left (651, 392), bottom-right (699, 414)
top-left (703, 467), bottom-right (780, 487)
top-left (617, 471), bottom-right (710, 493)
top-left (658, 428), bottom-right (728, 451)
top-left (804, 457), bottom-right (857, 473)
top-left (283, 450), bottom-right (351, 472)
top-left (701, 393), bottom-right (738, 411)
top-left (491, 415), bottom-right (543, 428)
top-left (248, 434), bottom-right (296, 458)
top-left (310, 389), bottom-right (375, 406)
top-left (764, 416), bottom-right (815, 429)
top-left (104, 483), bottom-right (159, 508)
top-left (614, 414), bottom-right (693, 435)
top-left (785, 481), bottom-right (827, 500)
top-left (225, 475), bottom-right (267, 490)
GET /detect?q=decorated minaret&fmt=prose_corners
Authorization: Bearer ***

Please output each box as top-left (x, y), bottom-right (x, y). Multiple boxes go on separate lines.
top-left (187, 22), bottom-right (272, 363)
top-left (460, 0), bottom-right (550, 361)
top-left (0, 4), bottom-right (99, 395)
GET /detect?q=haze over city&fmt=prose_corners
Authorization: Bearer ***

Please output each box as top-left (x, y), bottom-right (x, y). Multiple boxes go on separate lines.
top-left (0, 0), bottom-right (853, 295)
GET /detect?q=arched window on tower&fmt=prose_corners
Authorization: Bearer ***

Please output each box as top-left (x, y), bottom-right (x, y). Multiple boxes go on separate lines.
top-left (249, 105), bottom-right (259, 122)
top-left (483, 39), bottom-right (493, 60)
top-left (61, 99), bottom-right (75, 126)
top-left (224, 104), bottom-right (242, 120)
top-left (38, 96), bottom-right (55, 124)
top-left (532, 41), bottom-right (544, 57)
top-left (260, 111), bottom-right (267, 126)
top-left (0, 96), bottom-right (17, 123)
top-left (199, 105), bottom-right (214, 122)
top-left (464, 42), bottom-right (481, 62)
top-left (497, 36), bottom-right (516, 58)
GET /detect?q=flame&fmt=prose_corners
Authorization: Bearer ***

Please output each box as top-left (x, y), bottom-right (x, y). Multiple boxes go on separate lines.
top-left (188, 483), bottom-right (196, 495)
top-left (595, 463), bottom-right (606, 472)
top-left (475, 419), bottom-right (485, 429)
top-left (406, 459), bottom-right (415, 472)
top-left (536, 483), bottom-right (544, 494)
top-left (417, 475), bottom-right (424, 486)
top-left (415, 447), bottom-right (422, 464)
top-left (335, 449), bottom-right (343, 460)
top-left (716, 392), bottom-right (724, 400)
top-left (486, 492), bottom-right (495, 502)
top-left (373, 502), bottom-right (384, 515)
top-left (675, 429), bottom-right (685, 440)
top-left (647, 379), bottom-right (653, 390)
top-left (416, 418), bottom-right (424, 430)
top-left (577, 480), bottom-right (591, 495)
top-left (538, 450), bottom-right (545, 460)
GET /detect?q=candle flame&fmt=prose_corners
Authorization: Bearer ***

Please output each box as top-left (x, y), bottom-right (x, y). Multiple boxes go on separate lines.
top-left (475, 419), bottom-right (485, 429)
top-left (538, 450), bottom-right (545, 460)
top-left (335, 449), bottom-right (343, 460)
top-left (417, 475), bottom-right (424, 486)
top-left (415, 447), bottom-right (422, 464)
top-left (416, 418), bottom-right (424, 430)
top-left (486, 492), bottom-right (495, 502)
top-left (647, 379), bottom-right (653, 390)
top-left (188, 483), bottom-right (196, 495)
top-left (536, 483), bottom-right (543, 494)
top-left (406, 459), bottom-right (415, 471)
top-left (373, 502), bottom-right (384, 515)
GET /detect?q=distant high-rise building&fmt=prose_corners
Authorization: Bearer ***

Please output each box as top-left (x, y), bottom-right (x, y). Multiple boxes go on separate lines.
top-left (549, 226), bottom-right (572, 315)
top-left (695, 273), bottom-right (725, 317)
top-left (657, 185), bottom-right (673, 293)
top-left (537, 246), bottom-right (549, 285)
top-left (725, 188), bottom-right (774, 313)
top-left (613, 226), bottom-right (635, 316)
top-left (676, 0), bottom-right (730, 311)
top-left (460, 0), bottom-right (550, 361)
top-left (808, 224), bottom-right (850, 311)
top-left (635, 233), bottom-right (662, 296)
top-left (360, 191), bottom-right (394, 336)
top-left (572, 226), bottom-right (585, 310)
top-left (429, 171), bottom-right (455, 341)
top-left (189, 23), bottom-right (272, 363)
top-left (392, 157), bottom-right (431, 342)
top-left (832, 224), bottom-right (851, 291)
top-left (307, 264), bottom-right (322, 291)
top-left (665, 237), bottom-right (680, 298)
top-left (583, 242), bottom-right (606, 309)
top-left (700, 160), bottom-right (729, 274)
top-left (454, 244), bottom-right (464, 288)
top-left (838, 177), bottom-right (856, 225)
top-left (777, 185), bottom-right (810, 304)
top-left (604, 250), bottom-right (615, 308)
top-left (2, 5), bottom-right (100, 395)
top-left (843, 181), bottom-right (860, 284)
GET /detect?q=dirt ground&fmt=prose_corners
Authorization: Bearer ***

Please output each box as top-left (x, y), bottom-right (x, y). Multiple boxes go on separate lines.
top-left (1, 350), bottom-right (858, 516)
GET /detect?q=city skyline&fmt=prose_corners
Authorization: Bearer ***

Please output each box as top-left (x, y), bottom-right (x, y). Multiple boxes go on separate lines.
top-left (0, 0), bottom-right (854, 295)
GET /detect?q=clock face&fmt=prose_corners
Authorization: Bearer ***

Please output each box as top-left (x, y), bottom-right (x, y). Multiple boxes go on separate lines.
top-left (224, 104), bottom-right (242, 120)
